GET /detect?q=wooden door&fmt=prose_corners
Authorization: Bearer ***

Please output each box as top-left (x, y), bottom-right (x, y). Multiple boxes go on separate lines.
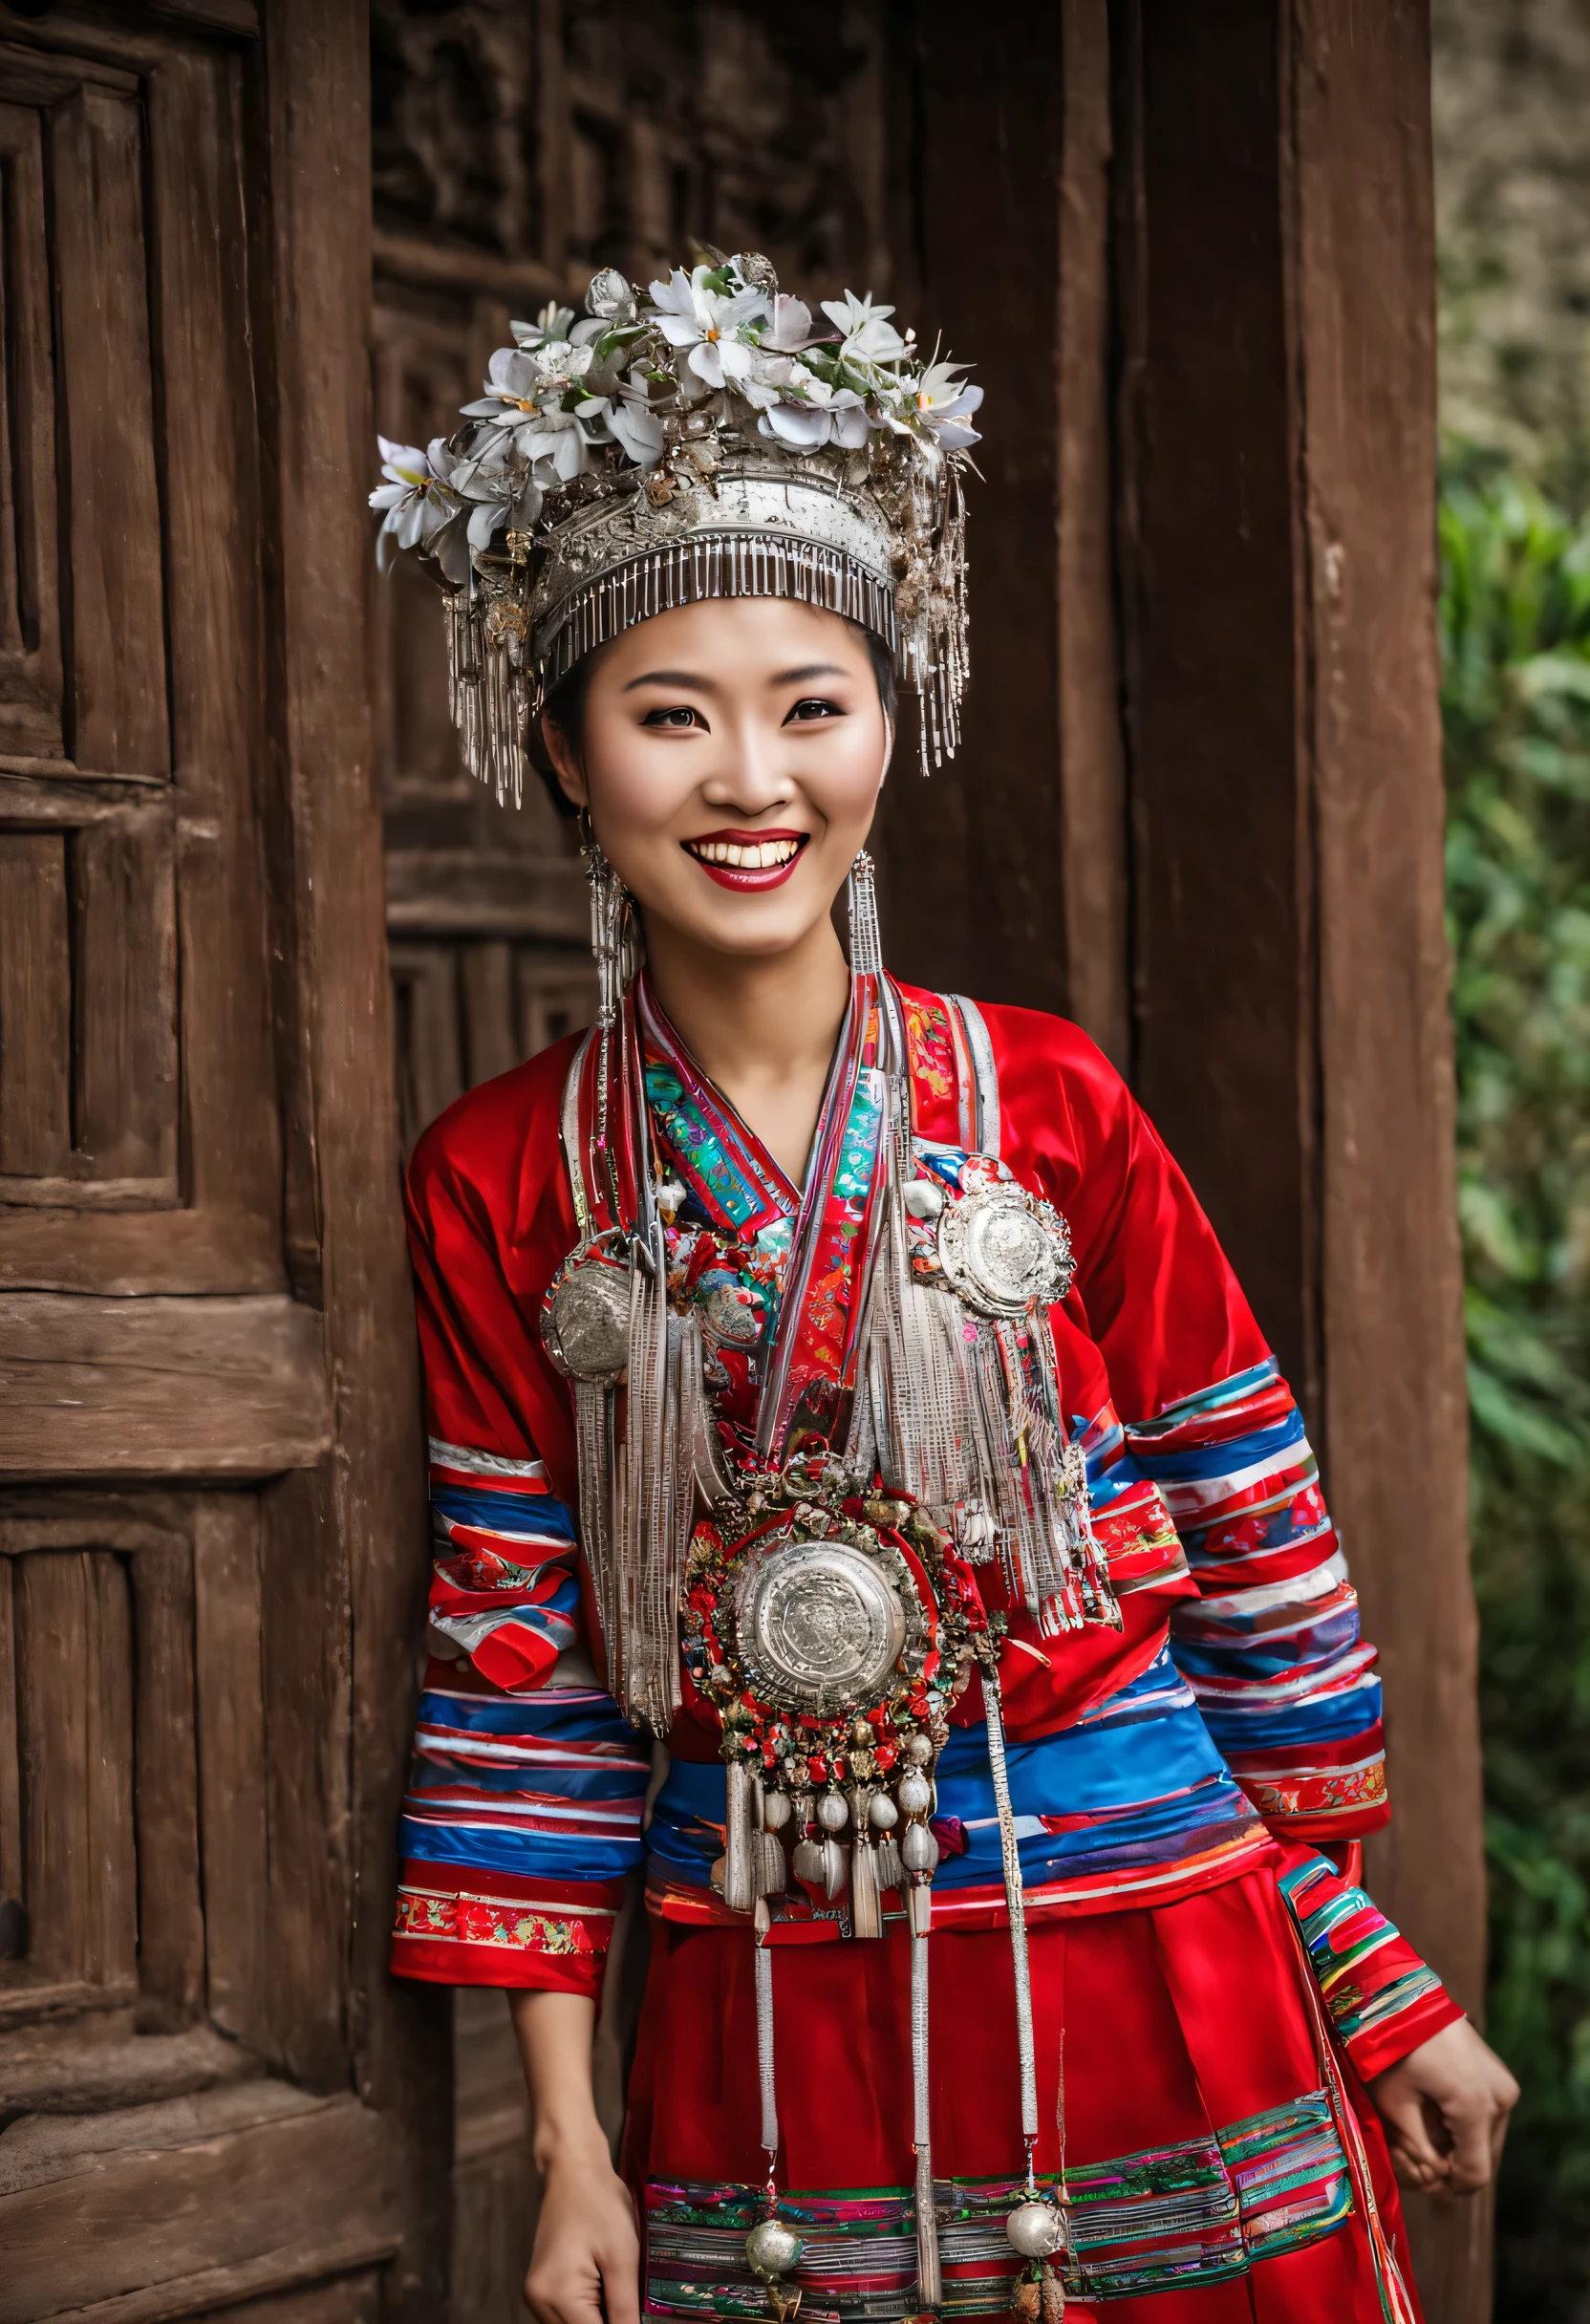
top-left (0, 6), bottom-right (444, 2319)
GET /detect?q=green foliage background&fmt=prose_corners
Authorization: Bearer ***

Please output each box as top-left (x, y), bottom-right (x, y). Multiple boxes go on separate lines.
top-left (1441, 450), bottom-right (1590, 2315)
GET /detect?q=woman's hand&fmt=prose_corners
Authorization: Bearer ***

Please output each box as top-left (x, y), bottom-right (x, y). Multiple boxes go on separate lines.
top-left (1368, 2016), bottom-right (1519, 2197)
top-left (508, 1988), bottom-right (641, 2324)
top-left (525, 2130), bottom-right (641, 2324)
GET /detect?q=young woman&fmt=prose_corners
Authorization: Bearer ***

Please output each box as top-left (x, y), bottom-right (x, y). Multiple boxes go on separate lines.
top-left (375, 256), bottom-right (1516, 2324)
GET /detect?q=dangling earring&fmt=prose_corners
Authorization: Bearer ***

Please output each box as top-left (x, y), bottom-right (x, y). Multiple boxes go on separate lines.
top-left (848, 848), bottom-right (885, 978)
top-left (579, 810), bottom-right (636, 1026)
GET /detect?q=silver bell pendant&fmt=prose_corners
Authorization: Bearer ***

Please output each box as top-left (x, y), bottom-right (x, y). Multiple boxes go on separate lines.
top-left (746, 2214), bottom-right (805, 2323)
top-left (1005, 2198), bottom-right (1067, 2321)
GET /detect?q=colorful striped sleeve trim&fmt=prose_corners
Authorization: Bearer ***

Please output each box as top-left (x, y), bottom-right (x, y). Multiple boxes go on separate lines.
top-left (425, 1438), bottom-right (581, 1690)
top-left (393, 1435), bottom-right (654, 1990)
top-left (391, 1860), bottom-right (610, 1995)
top-left (1127, 1363), bottom-right (1389, 1844)
top-left (1278, 1849), bottom-right (1462, 2078)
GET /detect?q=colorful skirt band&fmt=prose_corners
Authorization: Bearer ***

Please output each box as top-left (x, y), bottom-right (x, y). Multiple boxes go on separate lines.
top-left (646, 2086), bottom-right (1351, 2317)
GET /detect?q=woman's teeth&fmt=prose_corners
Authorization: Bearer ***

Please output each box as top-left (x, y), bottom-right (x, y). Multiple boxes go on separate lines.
top-left (687, 837), bottom-right (803, 868)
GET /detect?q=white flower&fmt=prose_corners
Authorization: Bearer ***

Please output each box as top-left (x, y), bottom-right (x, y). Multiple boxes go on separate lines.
top-left (510, 301), bottom-right (577, 351)
top-left (913, 361), bottom-right (983, 450)
top-left (462, 341), bottom-right (596, 443)
top-left (648, 265), bottom-right (765, 390)
top-left (763, 295), bottom-right (819, 353)
top-left (369, 436), bottom-right (461, 568)
top-left (607, 382), bottom-right (666, 465)
top-left (756, 371), bottom-right (870, 452)
top-left (461, 347), bottom-right (543, 431)
top-left (446, 450), bottom-right (545, 549)
top-left (820, 290), bottom-right (906, 369)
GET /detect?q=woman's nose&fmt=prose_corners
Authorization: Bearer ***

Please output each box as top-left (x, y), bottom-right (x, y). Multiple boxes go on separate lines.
top-left (698, 714), bottom-right (795, 809)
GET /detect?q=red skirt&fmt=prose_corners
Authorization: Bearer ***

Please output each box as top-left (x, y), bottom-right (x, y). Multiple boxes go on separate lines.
top-left (626, 1861), bottom-right (1421, 2321)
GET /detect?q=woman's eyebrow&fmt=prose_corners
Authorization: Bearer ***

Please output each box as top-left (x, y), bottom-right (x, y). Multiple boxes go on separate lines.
top-left (772, 663), bottom-right (848, 684)
top-left (621, 669), bottom-right (716, 692)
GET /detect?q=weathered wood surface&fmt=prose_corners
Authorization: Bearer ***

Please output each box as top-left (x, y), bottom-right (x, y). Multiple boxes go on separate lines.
top-left (0, 2084), bottom-right (401, 2321)
top-left (0, 2017), bottom-right (257, 2114)
top-left (130, 1547), bottom-right (205, 2019)
top-left (385, 848), bottom-right (587, 939)
top-left (56, 2259), bottom-right (382, 2324)
top-left (0, 1295), bottom-right (332, 1476)
top-left (0, 1207), bottom-right (287, 1300)
top-left (1287, 5), bottom-right (1487, 2313)
top-left (71, 812), bottom-right (179, 1186)
top-left (0, 1557), bottom-right (21, 1911)
top-left (191, 1495), bottom-right (269, 2046)
top-left (11, 1551), bottom-right (137, 1988)
top-left (0, 100), bottom-right (62, 758)
top-left (260, 1), bottom-right (450, 2312)
top-left (147, 39), bottom-right (284, 1259)
top-left (0, 833), bottom-right (72, 1175)
top-left (872, 5), bottom-right (1066, 1012)
top-left (1056, 0), bottom-right (1130, 1070)
top-left (50, 84), bottom-right (170, 781)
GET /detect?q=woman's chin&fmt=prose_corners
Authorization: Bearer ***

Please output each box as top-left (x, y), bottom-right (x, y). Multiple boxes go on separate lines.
top-left (639, 885), bottom-right (838, 964)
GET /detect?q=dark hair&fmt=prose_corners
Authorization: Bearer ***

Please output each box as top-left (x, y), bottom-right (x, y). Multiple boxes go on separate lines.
top-left (532, 613), bottom-right (897, 814)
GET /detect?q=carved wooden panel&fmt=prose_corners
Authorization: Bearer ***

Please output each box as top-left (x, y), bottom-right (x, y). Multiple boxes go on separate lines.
top-left (0, 29), bottom-right (282, 1298)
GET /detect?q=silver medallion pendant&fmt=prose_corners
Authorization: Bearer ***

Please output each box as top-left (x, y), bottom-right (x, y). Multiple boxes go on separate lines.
top-left (540, 1241), bottom-right (631, 1384)
top-left (935, 1177), bottom-right (1074, 1320)
top-left (735, 1530), bottom-right (923, 1717)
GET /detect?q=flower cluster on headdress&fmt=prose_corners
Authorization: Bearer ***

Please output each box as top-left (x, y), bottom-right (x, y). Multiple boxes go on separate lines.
top-left (371, 253), bottom-right (982, 581)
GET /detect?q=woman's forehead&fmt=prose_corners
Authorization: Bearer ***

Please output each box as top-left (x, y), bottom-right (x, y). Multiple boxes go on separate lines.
top-left (592, 596), bottom-right (870, 682)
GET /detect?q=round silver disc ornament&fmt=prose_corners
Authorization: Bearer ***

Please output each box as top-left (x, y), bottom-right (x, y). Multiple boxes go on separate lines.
top-left (734, 1530), bottom-right (920, 1717)
top-left (540, 1248), bottom-right (631, 1384)
top-left (701, 1278), bottom-right (763, 1347)
top-left (935, 1180), bottom-right (1074, 1320)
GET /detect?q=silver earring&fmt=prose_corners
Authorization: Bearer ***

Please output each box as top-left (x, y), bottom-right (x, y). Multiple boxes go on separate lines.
top-left (581, 819), bottom-right (636, 1026)
top-left (848, 849), bottom-right (884, 977)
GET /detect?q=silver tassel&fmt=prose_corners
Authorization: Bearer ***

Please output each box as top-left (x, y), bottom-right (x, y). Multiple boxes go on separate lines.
top-left (912, 1926), bottom-right (941, 2308)
top-left (755, 1934), bottom-right (780, 2163)
top-left (754, 1775), bottom-right (786, 1898)
top-left (983, 1656), bottom-right (1040, 2155)
top-left (725, 1760), bottom-right (756, 1915)
top-left (849, 1819), bottom-right (883, 1941)
top-left (875, 1831), bottom-right (904, 1895)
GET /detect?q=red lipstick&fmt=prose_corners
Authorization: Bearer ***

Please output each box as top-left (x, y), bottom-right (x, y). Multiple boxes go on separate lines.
top-left (682, 828), bottom-right (810, 893)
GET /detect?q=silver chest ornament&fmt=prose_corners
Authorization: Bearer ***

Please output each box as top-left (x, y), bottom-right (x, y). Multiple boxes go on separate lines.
top-left (911, 1155), bottom-right (1074, 1319)
top-left (539, 1235), bottom-right (632, 1385)
top-left (682, 1461), bottom-right (986, 1942)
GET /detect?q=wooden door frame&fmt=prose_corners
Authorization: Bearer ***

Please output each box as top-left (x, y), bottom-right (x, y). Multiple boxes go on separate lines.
top-left (254, 0), bottom-right (448, 2308)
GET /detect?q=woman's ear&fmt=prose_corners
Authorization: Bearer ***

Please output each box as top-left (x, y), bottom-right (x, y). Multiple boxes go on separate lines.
top-left (540, 712), bottom-right (589, 808)
top-left (879, 712), bottom-right (895, 787)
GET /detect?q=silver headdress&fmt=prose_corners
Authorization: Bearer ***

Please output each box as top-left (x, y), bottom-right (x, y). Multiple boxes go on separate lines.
top-left (371, 253), bottom-right (980, 794)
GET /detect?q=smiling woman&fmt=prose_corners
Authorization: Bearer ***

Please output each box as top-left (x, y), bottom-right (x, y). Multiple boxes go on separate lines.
top-left (372, 251), bottom-right (1514, 2324)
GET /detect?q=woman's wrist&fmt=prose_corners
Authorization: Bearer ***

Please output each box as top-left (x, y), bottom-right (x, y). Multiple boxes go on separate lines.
top-left (532, 2112), bottom-right (615, 2176)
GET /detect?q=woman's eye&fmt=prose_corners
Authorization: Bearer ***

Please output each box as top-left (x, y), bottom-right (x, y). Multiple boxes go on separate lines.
top-left (641, 705), bottom-right (703, 729)
top-left (786, 697), bottom-right (842, 723)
